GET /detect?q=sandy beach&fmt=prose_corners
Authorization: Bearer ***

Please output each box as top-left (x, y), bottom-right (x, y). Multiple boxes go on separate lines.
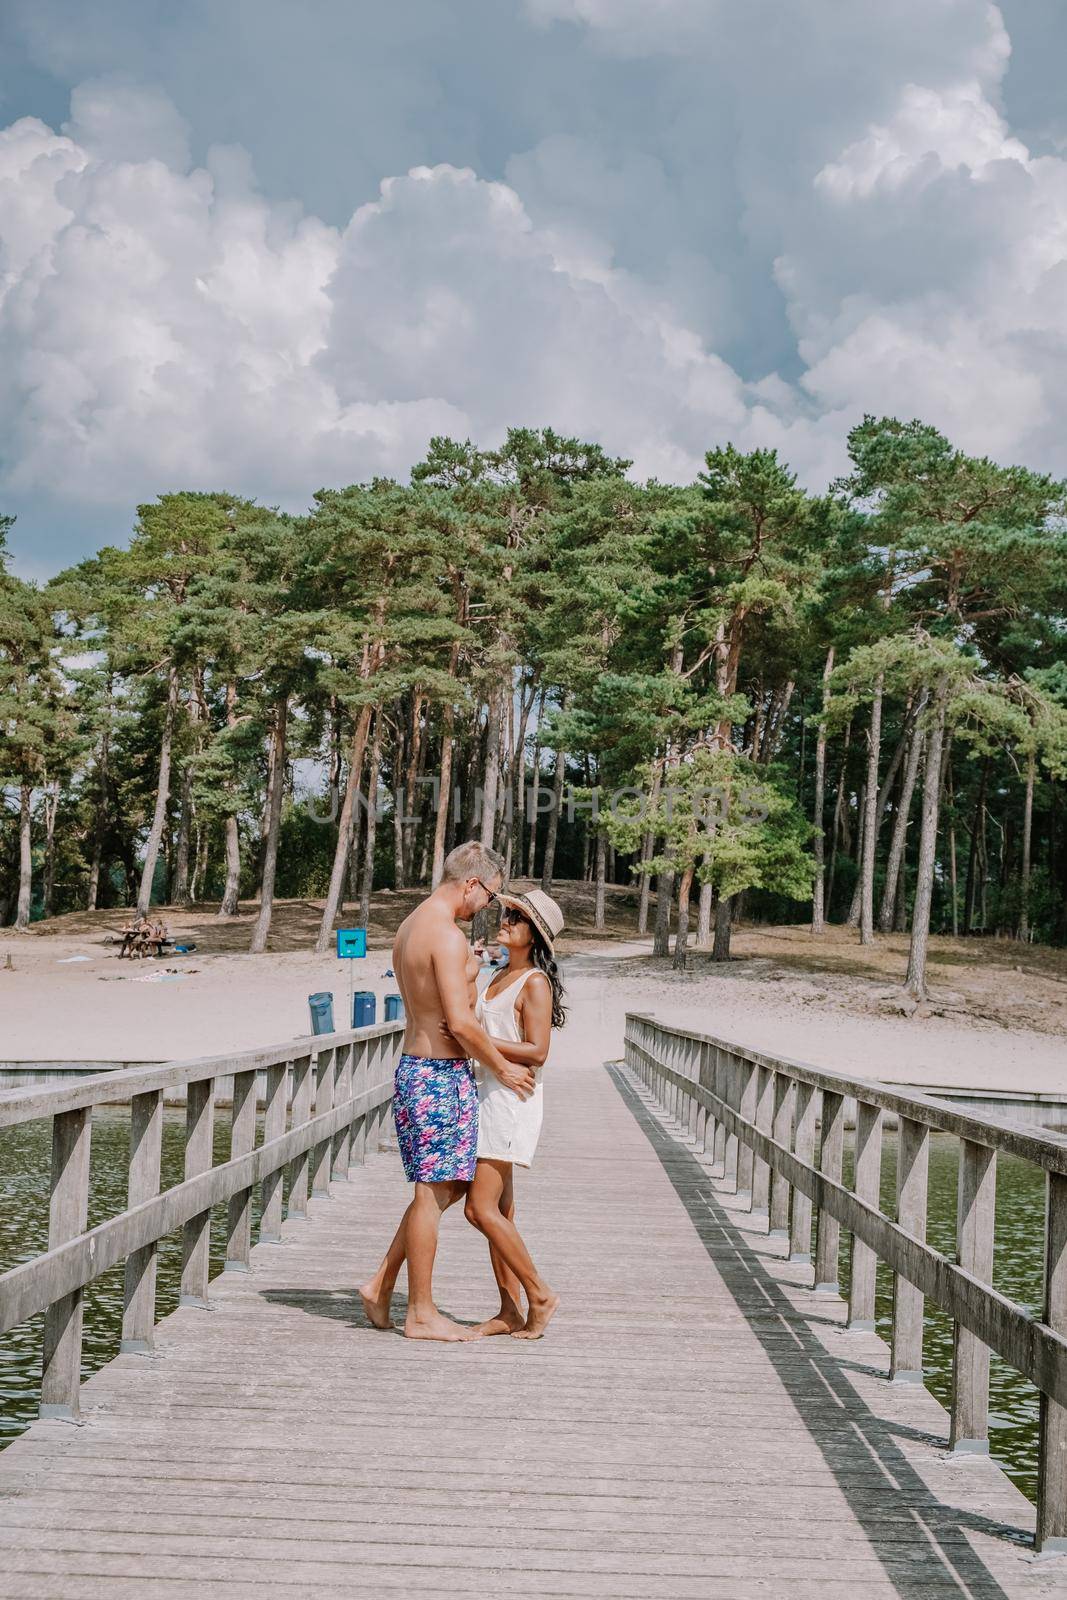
top-left (2, 886), bottom-right (1065, 1094)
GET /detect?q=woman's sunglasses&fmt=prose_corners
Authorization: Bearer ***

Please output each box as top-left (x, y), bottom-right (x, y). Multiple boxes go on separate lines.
top-left (500, 907), bottom-right (530, 926)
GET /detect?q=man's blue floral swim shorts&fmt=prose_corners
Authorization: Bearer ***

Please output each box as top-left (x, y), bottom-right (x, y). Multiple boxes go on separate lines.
top-left (393, 1054), bottom-right (478, 1183)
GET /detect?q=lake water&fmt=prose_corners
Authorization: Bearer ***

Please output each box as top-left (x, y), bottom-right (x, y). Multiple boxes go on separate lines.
top-left (0, 1112), bottom-right (1048, 1500)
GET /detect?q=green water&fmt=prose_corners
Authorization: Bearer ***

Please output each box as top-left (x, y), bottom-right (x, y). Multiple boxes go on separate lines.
top-left (0, 1114), bottom-right (1049, 1501)
top-left (0, 1106), bottom-right (264, 1448)
top-left (837, 1131), bottom-right (1046, 1501)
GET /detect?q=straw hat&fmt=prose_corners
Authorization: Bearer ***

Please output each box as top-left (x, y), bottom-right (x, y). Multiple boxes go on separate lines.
top-left (493, 887), bottom-right (564, 955)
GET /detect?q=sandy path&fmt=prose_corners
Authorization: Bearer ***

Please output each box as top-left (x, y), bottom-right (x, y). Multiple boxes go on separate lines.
top-left (1, 932), bottom-right (1064, 1094)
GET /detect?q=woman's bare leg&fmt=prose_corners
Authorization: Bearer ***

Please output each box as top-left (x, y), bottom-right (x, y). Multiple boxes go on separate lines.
top-left (464, 1159), bottom-right (559, 1339)
top-left (473, 1163), bottom-right (524, 1335)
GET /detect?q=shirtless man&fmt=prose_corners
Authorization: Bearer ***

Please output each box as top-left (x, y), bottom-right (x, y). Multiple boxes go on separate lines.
top-left (358, 840), bottom-right (534, 1342)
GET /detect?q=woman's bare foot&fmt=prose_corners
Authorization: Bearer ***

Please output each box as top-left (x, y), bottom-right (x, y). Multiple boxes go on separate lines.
top-left (357, 1282), bottom-right (395, 1330)
top-left (404, 1310), bottom-right (476, 1342)
top-left (512, 1291), bottom-right (560, 1340)
top-left (473, 1301), bottom-right (525, 1338)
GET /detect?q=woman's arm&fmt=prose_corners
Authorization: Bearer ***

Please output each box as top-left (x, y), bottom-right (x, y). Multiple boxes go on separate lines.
top-left (496, 972), bottom-right (552, 1068)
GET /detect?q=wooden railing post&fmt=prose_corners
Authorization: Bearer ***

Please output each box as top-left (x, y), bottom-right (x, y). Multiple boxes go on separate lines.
top-left (686, 1037), bottom-right (700, 1141)
top-left (311, 1046), bottom-right (336, 1198)
top-left (1036, 1171), bottom-right (1067, 1552)
top-left (751, 1064), bottom-right (774, 1220)
top-left (120, 1089), bottom-right (164, 1353)
top-left (769, 1074), bottom-right (795, 1238)
top-left (890, 1115), bottom-right (930, 1383)
top-left (723, 1051), bottom-right (740, 1190)
top-left (949, 1139), bottom-right (996, 1454)
top-left (814, 1089), bottom-right (844, 1293)
top-left (698, 1041), bottom-right (714, 1154)
top-left (712, 1047), bottom-right (727, 1176)
top-left (226, 1069), bottom-right (258, 1271)
top-left (259, 1062), bottom-right (290, 1243)
top-left (332, 1043), bottom-right (354, 1178)
top-left (287, 1053), bottom-right (313, 1217)
top-left (790, 1081), bottom-right (817, 1263)
top-left (40, 1108), bottom-right (92, 1417)
top-left (847, 1101), bottom-right (882, 1331)
top-left (367, 1036), bottom-right (385, 1157)
top-left (351, 1039), bottom-right (369, 1164)
top-left (736, 1060), bottom-right (757, 1202)
top-left (180, 1077), bottom-right (215, 1306)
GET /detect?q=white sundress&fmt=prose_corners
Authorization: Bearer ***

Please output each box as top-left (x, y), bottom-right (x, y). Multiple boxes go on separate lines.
top-left (474, 967), bottom-right (545, 1168)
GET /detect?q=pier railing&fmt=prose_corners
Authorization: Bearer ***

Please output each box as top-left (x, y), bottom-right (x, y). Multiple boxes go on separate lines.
top-left (0, 1021), bottom-right (403, 1421)
top-left (624, 1011), bottom-right (1067, 1553)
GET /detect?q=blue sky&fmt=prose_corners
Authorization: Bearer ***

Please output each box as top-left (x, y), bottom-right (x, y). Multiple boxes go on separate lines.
top-left (2, 0), bottom-right (1066, 579)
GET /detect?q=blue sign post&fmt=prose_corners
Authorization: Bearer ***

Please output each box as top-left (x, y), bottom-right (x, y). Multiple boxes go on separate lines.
top-left (335, 928), bottom-right (368, 1027)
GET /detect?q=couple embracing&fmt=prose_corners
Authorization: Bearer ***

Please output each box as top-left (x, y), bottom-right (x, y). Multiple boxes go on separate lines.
top-left (358, 841), bottom-right (566, 1342)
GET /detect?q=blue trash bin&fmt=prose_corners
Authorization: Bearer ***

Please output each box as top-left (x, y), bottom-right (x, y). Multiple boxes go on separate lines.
top-left (352, 990), bottom-right (376, 1028)
top-left (384, 993), bottom-right (404, 1022)
top-left (309, 991), bottom-right (334, 1035)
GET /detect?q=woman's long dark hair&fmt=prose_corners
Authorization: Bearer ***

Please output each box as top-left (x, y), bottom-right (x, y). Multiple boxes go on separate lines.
top-left (530, 927), bottom-right (567, 1029)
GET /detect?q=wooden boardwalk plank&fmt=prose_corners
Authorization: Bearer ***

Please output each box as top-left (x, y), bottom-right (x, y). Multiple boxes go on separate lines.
top-left (0, 1045), bottom-right (1064, 1598)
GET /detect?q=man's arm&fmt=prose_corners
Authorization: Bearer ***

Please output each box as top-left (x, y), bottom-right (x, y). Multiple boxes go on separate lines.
top-left (432, 931), bottom-right (535, 1099)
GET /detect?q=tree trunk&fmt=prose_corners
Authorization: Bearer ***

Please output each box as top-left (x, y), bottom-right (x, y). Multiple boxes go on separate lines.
top-left (401, 691), bottom-right (425, 888)
top-left (15, 781), bottom-right (33, 930)
top-left (963, 756), bottom-right (989, 936)
top-left (811, 647), bottom-right (834, 934)
top-left (359, 715), bottom-right (383, 927)
top-left (712, 893), bottom-right (732, 962)
top-left (217, 681), bottom-right (242, 917)
top-left (826, 719), bottom-right (852, 916)
top-left (540, 735), bottom-right (567, 893)
top-left (878, 693), bottom-right (926, 934)
top-left (191, 820), bottom-right (209, 903)
top-left (480, 685), bottom-right (503, 851)
top-left (696, 877), bottom-right (714, 946)
top-left (253, 713), bottom-right (276, 903)
top-left (41, 780), bottom-right (59, 920)
top-left (652, 863), bottom-right (674, 956)
top-left (137, 665), bottom-right (180, 916)
top-left (845, 782), bottom-right (865, 929)
top-left (249, 697), bottom-right (288, 954)
top-left (87, 724), bottom-right (111, 912)
top-left (593, 828), bottom-right (607, 930)
top-left (171, 761), bottom-right (194, 907)
top-left (672, 864), bottom-right (694, 970)
top-left (431, 700), bottom-right (456, 889)
top-left (637, 766), bottom-right (663, 935)
top-left (526, 736), bottom-right (542, 879)
top-left (218, 816), bottom-right (241, 916)
top-left (857, 675), bottom-right (883, 947)
top-left (904, 681), bottom-right (948, 1000)
top-left (315, 703), bottom-right (373, 952)
top-left (1019, 749), bottom-right (1035, 942)
top-left (894, 855), bottom-right (908, 933)
top-left (87, 833), bottom-right (103, 914)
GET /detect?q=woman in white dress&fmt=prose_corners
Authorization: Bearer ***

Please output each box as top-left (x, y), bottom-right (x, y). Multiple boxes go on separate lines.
top-left (465, 888), bottom-right (567, 1340)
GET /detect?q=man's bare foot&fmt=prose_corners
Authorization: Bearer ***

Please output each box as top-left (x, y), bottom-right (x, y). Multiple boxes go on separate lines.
top-left (473, 1303), bottom-right (525, 1338)
top-left (512, 1291), bottom-right (560, 1341)
top-left (358, 1282), bottom-right (395, 1330)
top-left (404, 1310), bottom-right (476, 1342)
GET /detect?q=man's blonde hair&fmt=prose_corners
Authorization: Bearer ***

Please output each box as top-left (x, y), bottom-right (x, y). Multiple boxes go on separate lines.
top-left (442, 840), bottom-right (505, 885)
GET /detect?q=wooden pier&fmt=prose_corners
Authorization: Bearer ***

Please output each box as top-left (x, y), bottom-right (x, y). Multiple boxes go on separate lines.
top-left (1, 1017), bottom-right (1066, 1596)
